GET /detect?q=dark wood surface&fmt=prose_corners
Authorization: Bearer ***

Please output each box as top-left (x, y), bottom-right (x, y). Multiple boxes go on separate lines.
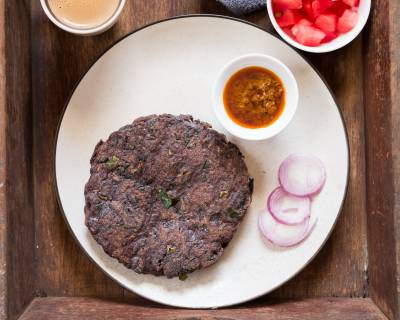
top-left (0, 0), bottom-right (398, 319)
top-left (19, 297), bottom-right (386, 320)
top-left (1, 0), bottom-right (35, 319)
top-left (0, 1), bottom-right (5, 318)
top-left (364, 0), bottom-right (400, 319)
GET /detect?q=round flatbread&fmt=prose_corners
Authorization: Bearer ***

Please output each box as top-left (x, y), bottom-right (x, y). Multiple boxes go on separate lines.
top-left (84, 114), bottom-right (253, 278)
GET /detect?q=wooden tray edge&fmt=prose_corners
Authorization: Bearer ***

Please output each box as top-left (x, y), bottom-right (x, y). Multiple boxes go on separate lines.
top-left (18, 297), bottom-right (387, 320)
top-left (1, 0), bottom-right (36, 319)
top-left (364, 0), bottom-right (400, 319)
top-left (0, 0), bottom-right (7, 318)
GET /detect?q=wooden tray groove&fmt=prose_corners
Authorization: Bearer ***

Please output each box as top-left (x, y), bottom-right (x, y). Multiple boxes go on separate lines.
top-left (20, 297), bottom-right (386, 320)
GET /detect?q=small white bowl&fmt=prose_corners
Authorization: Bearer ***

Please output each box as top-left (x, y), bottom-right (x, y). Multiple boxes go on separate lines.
top-left (213, 54), bottom-right (298, 141)
top-left (40, 0), bottom-right (126, 36)
top-left (266, 0), bottom-right (371, 53)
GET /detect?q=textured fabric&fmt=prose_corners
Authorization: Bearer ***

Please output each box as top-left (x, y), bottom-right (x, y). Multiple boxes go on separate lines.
top-left (217, 0), bottom-right (267, 15)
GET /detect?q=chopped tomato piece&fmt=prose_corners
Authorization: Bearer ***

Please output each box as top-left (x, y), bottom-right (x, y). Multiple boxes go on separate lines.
top-left (311, 0), bottom-right (334, 16)
top-left (327, 1), bottom-right (351, 16)
top-left (321, 32), bottom-right (338, 43)
top-left (282, 27), bottom-right (295, 39)
top-left (298, 18), bottom-right (313, 26)
top-left (276, 9), bottom-right (304, 27)
top-left (293, 24), bottom-right (326, 46)
top-left (315, 13), bottom-right (337, 33)
top-left (337, 9), bottom-right (358, 33)
top-left (291, 19), bottom-right (313, 36)
top-left (272, 0), bottom-right (302, 10)
top-left (302, 0), bottom-right (316, 20)
top-left (343, 0), bottom-right (360, 7)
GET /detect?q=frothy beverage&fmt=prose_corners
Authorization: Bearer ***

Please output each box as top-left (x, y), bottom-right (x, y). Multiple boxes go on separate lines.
top-left (47, 0), bottom-right (120, 29)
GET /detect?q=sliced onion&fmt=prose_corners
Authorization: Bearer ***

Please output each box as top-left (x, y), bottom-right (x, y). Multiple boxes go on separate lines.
top-left (278, 154), bottom-right (326, 197)
top-left (258, 211), bottom-right (316, 247)
top-left (268, 187), bottom-right (311, 225)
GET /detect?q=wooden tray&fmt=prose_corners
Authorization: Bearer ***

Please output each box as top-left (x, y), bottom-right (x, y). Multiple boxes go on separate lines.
top-left (0, 0), bottom-right (398, 319)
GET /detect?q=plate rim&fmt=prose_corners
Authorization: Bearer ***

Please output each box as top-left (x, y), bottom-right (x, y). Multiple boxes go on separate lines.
top-left (53, 14), bottom-right (350, 309)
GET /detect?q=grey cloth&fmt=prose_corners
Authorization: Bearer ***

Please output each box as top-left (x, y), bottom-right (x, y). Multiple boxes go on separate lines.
top-left (216, 0), bottom-right (267, 15)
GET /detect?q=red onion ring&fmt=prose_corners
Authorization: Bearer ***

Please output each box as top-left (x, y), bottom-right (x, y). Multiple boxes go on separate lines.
top-left (267, 187), bottom-right (311, 225)
top-left (258, 211), bottom-right (316, 247)
top-left (278, 154), bottom-right (326, 197)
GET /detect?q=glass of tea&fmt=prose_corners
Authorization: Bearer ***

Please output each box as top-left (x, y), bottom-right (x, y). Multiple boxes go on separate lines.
top-left (40, 0), bottom-right (126, 35)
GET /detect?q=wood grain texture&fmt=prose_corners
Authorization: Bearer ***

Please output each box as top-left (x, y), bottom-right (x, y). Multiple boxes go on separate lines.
top-left (391, 1), bottom-right (400, 318)
top-left (30, 0), bottom-right (369, 302)
top-left (364, 0), bottom-right (400, 319)
top-left (0, 1), bottom-right (6, 318)
top-left (2, 0), bottom-right (35, 319)
top-left (19, 297), bottom-right (386, 320)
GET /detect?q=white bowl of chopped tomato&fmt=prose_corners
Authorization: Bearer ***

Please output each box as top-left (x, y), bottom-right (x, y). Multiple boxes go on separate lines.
top-left (267, 0), bottom-right (371, 52)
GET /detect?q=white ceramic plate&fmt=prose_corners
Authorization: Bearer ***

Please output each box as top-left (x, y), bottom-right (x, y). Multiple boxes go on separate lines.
top-left (55, 15), bottom-right (349, 309)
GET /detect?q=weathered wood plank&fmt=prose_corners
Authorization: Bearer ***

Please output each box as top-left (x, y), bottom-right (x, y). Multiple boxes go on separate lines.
top-left (2, 1), bottom-right (35, 319)
top-left (0, 1), bottom-right (6, 318)
top-left (391, 0), bottom-right (400, 317)
top-left (19, 297), bottom-right (387, 320)
top-left (364, 0), bottom-right (400, 319)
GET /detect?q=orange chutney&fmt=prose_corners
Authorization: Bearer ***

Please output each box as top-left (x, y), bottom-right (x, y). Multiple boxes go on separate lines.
top-left (223, 66), bottom-right (285, 129)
